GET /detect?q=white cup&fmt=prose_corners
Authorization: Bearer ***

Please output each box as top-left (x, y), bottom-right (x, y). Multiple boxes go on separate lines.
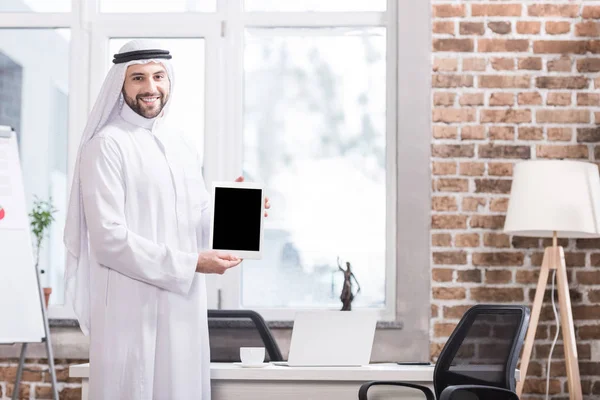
top-left (240, 347), bottom-right (265, 365)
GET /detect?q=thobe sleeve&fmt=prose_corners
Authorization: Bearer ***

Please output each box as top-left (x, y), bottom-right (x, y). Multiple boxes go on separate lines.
top-left (80, 136), bottom-right (197, 295)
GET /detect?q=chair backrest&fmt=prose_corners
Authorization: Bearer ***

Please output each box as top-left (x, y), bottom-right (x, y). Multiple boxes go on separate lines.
top-left (207, 309), bottom-right (284, 362)
top-left (433, 305), bottom-right (530, 398)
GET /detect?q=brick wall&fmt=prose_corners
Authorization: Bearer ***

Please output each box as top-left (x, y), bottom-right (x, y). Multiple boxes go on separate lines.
top-left (0, 359), bottom-right (83, 400)
top-left (432, 2), bottom-right (600, 399)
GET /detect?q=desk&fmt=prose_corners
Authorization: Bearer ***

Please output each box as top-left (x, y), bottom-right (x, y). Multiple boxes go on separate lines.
top-left (70, 363), bottom-right (435, 400)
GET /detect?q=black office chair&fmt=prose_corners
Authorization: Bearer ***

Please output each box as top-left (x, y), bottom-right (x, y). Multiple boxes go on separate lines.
top-left (207, 309), bottom-right (284, 362)
top-left (359, 305), bottom-right (530, 400)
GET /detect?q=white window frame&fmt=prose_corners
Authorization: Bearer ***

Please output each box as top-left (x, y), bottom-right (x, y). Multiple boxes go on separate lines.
top-left (2, 0), bottom-right (398, 322)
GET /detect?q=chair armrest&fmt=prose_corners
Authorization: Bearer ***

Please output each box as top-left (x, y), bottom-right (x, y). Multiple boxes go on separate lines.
top-left (358, 381), bottom-right (435, 400)
top-left (439, 385), bottom-right (519, 400)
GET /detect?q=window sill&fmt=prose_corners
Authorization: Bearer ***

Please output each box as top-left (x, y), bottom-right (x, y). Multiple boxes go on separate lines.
top-left (49, 319), bottom-right (403, 330)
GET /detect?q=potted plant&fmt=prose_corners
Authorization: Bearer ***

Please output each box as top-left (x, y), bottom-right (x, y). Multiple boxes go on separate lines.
top-left (29, 196), bottom-right (58, 308)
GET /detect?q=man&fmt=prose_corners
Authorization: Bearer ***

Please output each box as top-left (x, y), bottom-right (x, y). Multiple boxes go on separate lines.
top-left (64, 39), bottom-right (269, 399)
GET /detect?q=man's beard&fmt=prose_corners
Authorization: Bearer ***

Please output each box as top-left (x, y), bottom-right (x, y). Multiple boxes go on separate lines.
top-left (123, 91), bottom-right (168, 119)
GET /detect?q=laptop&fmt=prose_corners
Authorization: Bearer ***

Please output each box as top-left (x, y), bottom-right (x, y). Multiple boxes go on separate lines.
top-left (272, 311), bottom-right (378, 367)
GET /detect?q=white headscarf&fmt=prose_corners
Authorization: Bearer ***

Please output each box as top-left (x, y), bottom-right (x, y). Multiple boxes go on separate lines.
top-left (64, 39), bottom-right (175, 335)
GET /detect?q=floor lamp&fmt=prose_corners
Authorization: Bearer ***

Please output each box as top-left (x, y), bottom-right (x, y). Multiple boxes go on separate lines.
top-left (504, 160), bottom-right (600, 400)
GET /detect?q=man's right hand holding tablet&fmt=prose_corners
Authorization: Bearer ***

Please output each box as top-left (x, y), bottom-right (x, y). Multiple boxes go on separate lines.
top-left (196, 251), bottom-right (242, 275)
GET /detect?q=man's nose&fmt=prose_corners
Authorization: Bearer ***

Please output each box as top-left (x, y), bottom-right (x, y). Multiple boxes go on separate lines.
top-left (144, 78), bottom-right (158, 93)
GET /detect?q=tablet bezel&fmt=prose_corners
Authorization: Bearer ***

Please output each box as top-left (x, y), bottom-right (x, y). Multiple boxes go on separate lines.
top-left (209, 181), bottom-right (265, 260)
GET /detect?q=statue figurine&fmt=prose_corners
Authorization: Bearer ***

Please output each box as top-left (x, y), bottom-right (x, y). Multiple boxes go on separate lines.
top-left (337, 257), bottom-right (361, 311)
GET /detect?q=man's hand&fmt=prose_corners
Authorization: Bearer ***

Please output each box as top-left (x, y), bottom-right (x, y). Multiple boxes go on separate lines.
top-left (235, 176), bottom-right (271, 217)
top-left (196, 250), bottom-right (242, 275)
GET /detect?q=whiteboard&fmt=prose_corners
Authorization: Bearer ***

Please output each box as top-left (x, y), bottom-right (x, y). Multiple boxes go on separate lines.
top-left (0, 126), bottom-right (45, 343)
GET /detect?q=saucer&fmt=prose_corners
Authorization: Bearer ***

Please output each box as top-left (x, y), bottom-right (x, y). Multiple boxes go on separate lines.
top-left (233, 362), bottom-right (269, 368)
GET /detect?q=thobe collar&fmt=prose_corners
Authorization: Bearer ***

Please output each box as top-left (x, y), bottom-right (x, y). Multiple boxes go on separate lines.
top-left (120, 101), bottom-right (162, 132)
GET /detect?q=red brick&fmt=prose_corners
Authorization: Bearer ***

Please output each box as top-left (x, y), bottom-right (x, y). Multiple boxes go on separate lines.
top-left (517, 21), bottom-right (541, 34)
top-left (579, 325), bottom-right (600, 340)
top-left (488, 162), bottom-right (513, 176)
top-left (443, 305), bottom-right (471, 320)
top-left (434, 322), bottom-right (457, 337)
top-left (537, 144), bottom-right (589, 159)
top-left (484, 233), bottom-right (511, 248)
top-left (534, 41), bottom-right (588, 54)
top-left (485, 269), bottom-right (513, 284)
top-left (488, 126), bottom-right (515, 140)
top-left (433, 251), bottom-right (467, 265)
top-left (589, 289), bottom-right (600, 302)
top-left (489, 93), bottom-right (514, 107)
top-left (432, 196), bottom-right (458, 211)
top-left (479, 144), bottom-right (531, 159)
top-left (461, 126), bottom-right (485, 140)
top-left (518, 127), bottom-right (544, 141)
top-left (459, 93), bottom-right (484, 106)
top-left (481, 109), bottom-right (532, 124)
top-left (433, 21), bottom-right (455, 36)
top-left (459, 162), bottom-right (485, 176)
top-left (433, 126), bottom-right (458, 139)
top-left (434, 92), bottom-right (456, 106)
top-left (472, 4), bottom-right (522, 17)
top-left (433, 4), bottom-right (466, 18)
top-left (472, 252), bottom-right (524, 266)
top-left (523, 378), bottom-right (561, 394)
top-left (432, 215), bottom-right (467, 229)
top-left (433, 57), bottom-right (458, 72)
top-left (436, 178), bottom-right (469, 192)
top-left (471, 287), bottom-right (524, 302)
top-left (475, 179), bottom-right (512, 194)
top-left (512, 236), bottom-right (540, 248)
top-left (432, 161), bottom-right (457, 175)
top-left (478, 39), bottom-right (529, 53)
top-left (433, 38), bottom-right (474, 52)
top-left (536, 76), bottom-right (589, 89)
top-left (576, 271), bottom-right (600, 285)
top-left (548, 127), bottom-right (572, 141)
top-left (432, 233), bottom-right (452, 247)
top-left (431, 268), bottom-right (454, 282)
top-left (462, 58), bottom-right (486, 71)
top-left (578, 128), bottom-right (600, 142)
top-left (518, 92), bottom-right (542, 105)
top-left (462, 197), bottom-right (486, 212)
top-left (59, 387), bottom-right (82, 400)
top-left (432, 144), bottom-right (475, 158)
top-left (536, 109), bottom-right (590, 123)
top-left (491, 57), bottom-right (515, 71)
top-left (545, 21), bottom-right (571, 35)
top-left (457, 269), bottom-right (482, 283)
top-left (548, 55), bottom-right (573, 72)
top-left (460, 22), bottom-right (485, 36)
top-left (576, 238), bottom-right (600, 249)
top-left (583, 6), bottom-right (600, 19)
top-left (6, 384), bottom-right (30, 399)
top-left (433, 74), bottom-right (474, 88)
top-left (576, 21), bottom-right (600, 37)
top-left (547, 92), bottom-right (572, 106)
top-left (516, 269), bottom-right (540, 284)
top-left (528, 4), bottom-right (579, 18)
top-left (578, 93), bottom-right (600, 106)
top-left (470, 215), bottom-right (506, 229)
top-left (455, 233), bottom-right (480, 247)
top-left (479, 75), bottom-right (530, 88)
top-left (488, 21), bottom-right (512, 35)
top-left (433, 108), bottom-right (476, 123)
top-left (433, 287), bottom-right (466, 300)
top-left (518, 57), bottom-right (542, 70)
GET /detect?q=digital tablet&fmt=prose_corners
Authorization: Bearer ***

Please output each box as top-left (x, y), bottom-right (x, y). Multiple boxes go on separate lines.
top-left (209, 181), bottom-right (265, 259)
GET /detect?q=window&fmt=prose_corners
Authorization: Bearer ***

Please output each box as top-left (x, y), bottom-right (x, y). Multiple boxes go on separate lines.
top-left (241, 28), bottom-right (387, 309)
top-left (0, 29), bottom-right (70, 305)
top-left (2, 0), bottom-right (398, 321)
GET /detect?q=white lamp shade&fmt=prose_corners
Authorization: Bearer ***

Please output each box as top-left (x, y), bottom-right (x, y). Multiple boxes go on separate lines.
top-left (504, 160), bottom-right (600, 238)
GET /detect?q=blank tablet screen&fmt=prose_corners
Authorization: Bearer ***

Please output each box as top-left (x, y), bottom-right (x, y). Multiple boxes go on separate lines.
top-left (213, 187), bottom-right (262, 251)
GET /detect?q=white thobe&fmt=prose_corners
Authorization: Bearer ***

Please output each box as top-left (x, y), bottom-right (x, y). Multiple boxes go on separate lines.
top-left (80, 103), bottom-right (212, 400)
